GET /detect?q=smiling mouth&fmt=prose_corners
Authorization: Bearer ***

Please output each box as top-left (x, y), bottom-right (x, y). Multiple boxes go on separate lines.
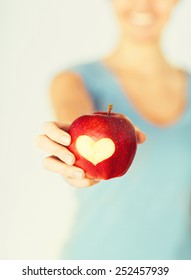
top-left (129, 12), bottom-right (154, 26)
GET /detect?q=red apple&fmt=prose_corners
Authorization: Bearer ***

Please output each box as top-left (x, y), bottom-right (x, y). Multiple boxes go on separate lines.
top-left (68, 105), bottom-right (137, 180)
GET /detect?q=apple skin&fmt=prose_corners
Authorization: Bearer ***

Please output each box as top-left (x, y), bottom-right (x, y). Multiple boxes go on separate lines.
top-left (68, 111), bottom-right (137, 180)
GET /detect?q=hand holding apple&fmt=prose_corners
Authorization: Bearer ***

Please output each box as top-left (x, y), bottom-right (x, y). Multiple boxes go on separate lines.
top-left (36, 113), bottom-right (146, 187)
top-left (68, 105), bottom-right (139, 180)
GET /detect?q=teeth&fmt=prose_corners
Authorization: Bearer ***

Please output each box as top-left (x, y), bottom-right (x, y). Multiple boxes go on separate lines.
top-left (130, 13), bottom-right (154, 26)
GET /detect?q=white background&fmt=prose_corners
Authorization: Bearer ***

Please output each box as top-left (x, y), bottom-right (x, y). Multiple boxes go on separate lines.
top-left (0, 0), bottom-right (191, 259)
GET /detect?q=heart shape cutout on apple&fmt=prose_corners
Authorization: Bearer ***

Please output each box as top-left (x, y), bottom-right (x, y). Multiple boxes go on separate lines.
top-left (76, 135), bottom-right (115, 165)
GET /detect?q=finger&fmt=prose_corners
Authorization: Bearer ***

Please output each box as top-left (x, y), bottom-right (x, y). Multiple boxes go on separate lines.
top-left (134, 126), bottom-right (146, 144)
top-left (43, 156), bottom-right (85, 179)
top-left (36, 134), bottom-right (75, 165)
top-left (66, 177), bottom-right (100, 188)
top-left (125, 117), bottom-right (146, 144)
top-left (42, 121), bottom-right (71, 146)
top-left (136, 131), bottom-right (146, 144)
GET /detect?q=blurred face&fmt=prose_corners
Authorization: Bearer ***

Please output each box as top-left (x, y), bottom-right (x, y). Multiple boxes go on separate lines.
top-left (112, 0), bottom-right (178, 41)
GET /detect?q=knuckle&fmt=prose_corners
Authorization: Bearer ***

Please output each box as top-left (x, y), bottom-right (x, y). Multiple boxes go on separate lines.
top-left (51, 127), bottom-right (60, 140)
top-left (85, 180), bottom-right (92, 187)
top-left (59, 165), bottom-right (69, 177)
top-left (68, 181), bottom-right (77, 188)
top-left (86, 181), bottom-right (95, 187)
top-left (54, 147), bottom-right (64, 157)
top-left (64, 177), bottom-right (76, 187)
top-left (86, 179), bottom-right (98, 187)
top-left (44, 122), bottom-right (62, 141)
top-left (42, 121), bottom-right (58, 134)
top-left (62, 176), bottom-right (97, 188)
top-left (65, 177), bottom-right (83, 188)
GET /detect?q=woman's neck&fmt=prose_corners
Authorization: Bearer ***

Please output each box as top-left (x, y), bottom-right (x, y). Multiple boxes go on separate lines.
top-left (106, 35), bottom-right (172, 76)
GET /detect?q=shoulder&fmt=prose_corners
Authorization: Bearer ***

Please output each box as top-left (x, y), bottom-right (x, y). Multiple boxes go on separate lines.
top-left (50, 70), bottom-right (93, 107)
top-left (51, 60), bottom-right (100, 90)
top-left (50, 64), bottom-right (98, 121)
top-left (51, 71), bottom-right (83, 92)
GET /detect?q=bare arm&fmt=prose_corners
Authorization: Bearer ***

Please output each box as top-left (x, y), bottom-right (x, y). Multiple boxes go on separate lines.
top-left (36, 72), bottom-right (103, 187)
top-left (36, 71), bottom-right (146, 188)
top-left (50, 71), bottom-right (95, 122)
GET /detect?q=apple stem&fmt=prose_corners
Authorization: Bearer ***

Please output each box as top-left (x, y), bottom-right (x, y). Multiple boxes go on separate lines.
top-left (108, 104), bottom-right (113, 115)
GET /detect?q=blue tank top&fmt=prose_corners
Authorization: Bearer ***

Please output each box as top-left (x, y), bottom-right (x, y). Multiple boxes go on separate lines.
top-left (61, 61), bottom-right (191, 260)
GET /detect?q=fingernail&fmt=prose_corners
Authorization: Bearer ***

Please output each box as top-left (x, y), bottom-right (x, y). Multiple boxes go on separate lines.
top-left (63, 154), bottom-right (74, 165)
top-left (61, 135), bottom-right (70, 146)
top-left (74, 170), bottom-right (84, 179)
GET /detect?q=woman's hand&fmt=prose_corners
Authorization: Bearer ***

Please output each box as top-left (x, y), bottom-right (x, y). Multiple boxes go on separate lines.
top-left (36, 121), bottom-right (146, 188)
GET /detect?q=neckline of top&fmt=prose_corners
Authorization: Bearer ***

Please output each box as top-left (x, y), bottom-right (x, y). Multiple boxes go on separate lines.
top-left (94, 60), bottom-right (191, 130)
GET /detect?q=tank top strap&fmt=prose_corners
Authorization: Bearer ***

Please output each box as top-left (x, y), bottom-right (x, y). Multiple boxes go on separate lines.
top-left (68, 61), bottom-right (110, 110)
